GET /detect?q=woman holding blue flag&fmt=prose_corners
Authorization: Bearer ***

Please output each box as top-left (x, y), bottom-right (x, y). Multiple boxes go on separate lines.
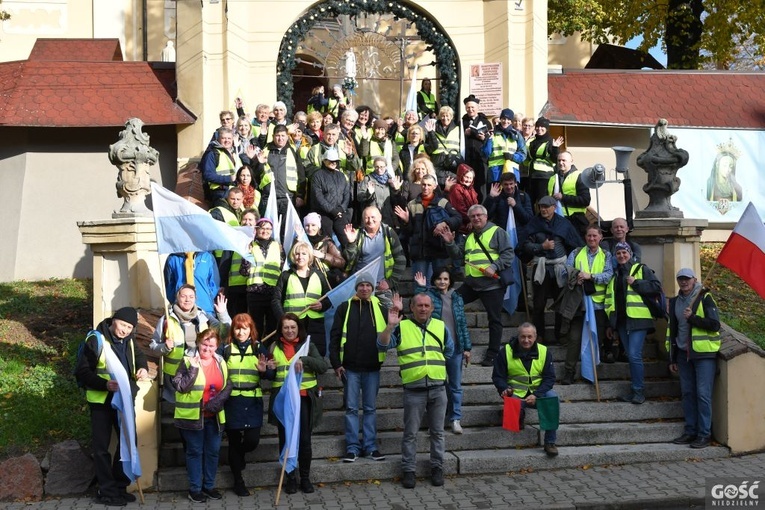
top-left (265, 313), bottom-right (329, 495)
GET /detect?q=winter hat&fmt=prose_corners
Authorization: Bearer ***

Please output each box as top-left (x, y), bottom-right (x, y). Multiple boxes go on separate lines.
top-left (355, 272), bottom-right (375, 289)
top-left (614, 242), bottom-right (633, 255)
top-left (500, 108), bottom-right (515, 120)
top-left (303, 213), bottom-right (322, 227)
top-left (112, 307), bottom-right (138, 328)
top-left (373, 119), bottom-right (389, 130)
top-left (535, 117), bottom-right (550, 129)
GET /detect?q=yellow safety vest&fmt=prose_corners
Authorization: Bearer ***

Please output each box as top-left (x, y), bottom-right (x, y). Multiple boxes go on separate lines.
top-left (307, 143), bottom-right (350, 173)
top-left (488, 133), bottom-right (520, 174)
top-left (464, 226), bottom-right (499, 279)
top-left (665, 293), bottom-right (721, 354)
top-left (345, 228), bottom-right (396, 281)
top-left (225, 342), bottom-right (263, 398)
top-left (340, 296), bottom-right (386, 364)
top-left (283, 272), bottom-right (324, 319)
top-left (574, 247), bottom-right (607, 304)
top-left (259, 147), bottom-right (299, 192)
top-left (605, 265), bottom-right (652, 320)
top-left (547, 170), bottom-right (586, 215)
top-left (174, 356), bottom-right (227, 424)
top-left (161, 314), bottom-right (207, 377)
top-left (208, 148), bottom-right (241, 191)
top-left (270, 342), bottom-right (317, 390)
top-left (432, 128), bottom-right (460, 154)
top-left (365, 138), bottom-right (394, 174)
top-left (532, 141), bottom-right (554, 176)
top-left (327, 97), bottom-right (347, 119)
top-left (397, 319), bottom-right (447, 384)
top-left (246, 241), bottom-right (282, 287)
top-left (506, 343), bottom-right (548, 397)
top-left (417, 90), bottom-right (437, 118)
top-left (85, 331), bottom-right (137, 404)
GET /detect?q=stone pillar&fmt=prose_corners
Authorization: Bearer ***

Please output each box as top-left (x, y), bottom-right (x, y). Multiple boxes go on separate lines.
top-left (630, 217), bottom-right (708, 353)
top-left (78, 217), bottom-right (162, 490)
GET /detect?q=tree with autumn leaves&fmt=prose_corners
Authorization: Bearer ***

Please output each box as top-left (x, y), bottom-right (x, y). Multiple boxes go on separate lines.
top-left (548, 0), bottom-right (765, 70)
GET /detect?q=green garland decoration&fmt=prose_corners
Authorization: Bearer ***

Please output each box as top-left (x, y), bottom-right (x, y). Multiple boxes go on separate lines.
top-left (277, 0), bottom-right (460, 116)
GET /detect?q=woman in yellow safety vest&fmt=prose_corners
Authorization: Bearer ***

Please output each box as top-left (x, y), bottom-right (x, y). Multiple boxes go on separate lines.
top-left (150, 284), bottom-right (231, 402)
top-left (220, 313), bottom-right (274, 497)
top-left (604, 242), bottom-right (663, 405)
top-left (264, 313), bottom-right (329, 495)
top-left (173, 328), bottom-right (231, 503)
top-left (272, 241), bottom-right (332, 356)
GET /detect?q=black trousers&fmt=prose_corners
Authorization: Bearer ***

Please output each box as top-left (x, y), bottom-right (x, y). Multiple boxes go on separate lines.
top-left (227, 428), bottom-right (261, 481)
top-left (247, 291), bottom-right (276, 340)
top-left (277, 395), bottom-right (313, 479)
top-left (456, 285), bottom-right (506, 359)
top-left (532, 274), bottom-right (562, 342)
top-left (90, 403), bottom-right (131, 498)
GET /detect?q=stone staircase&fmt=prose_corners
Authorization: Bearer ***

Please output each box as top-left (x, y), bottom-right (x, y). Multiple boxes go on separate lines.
top-left (155, 275), bottom-right (730, 491)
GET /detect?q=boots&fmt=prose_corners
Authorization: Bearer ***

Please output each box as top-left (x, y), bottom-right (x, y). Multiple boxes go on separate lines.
top-left (299, 466), bottom-right (314, 493)
top-left (284, 471), bottom-right (298, 494)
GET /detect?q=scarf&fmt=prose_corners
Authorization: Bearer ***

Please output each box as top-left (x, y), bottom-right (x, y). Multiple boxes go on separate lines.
top-left (372, 171), bottom-right (390, 185)
top-left (238, 184), bottom-right (256, 209)
top-left (172, 303), bottom-right (200, 349)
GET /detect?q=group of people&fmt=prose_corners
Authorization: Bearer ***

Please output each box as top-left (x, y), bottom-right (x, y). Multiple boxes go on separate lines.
top-left (74, 86), bottom-right (723, 505)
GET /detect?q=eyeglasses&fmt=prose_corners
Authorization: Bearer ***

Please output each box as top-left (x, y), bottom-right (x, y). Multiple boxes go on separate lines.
top-left (221, 117), bottom-right (233, 121)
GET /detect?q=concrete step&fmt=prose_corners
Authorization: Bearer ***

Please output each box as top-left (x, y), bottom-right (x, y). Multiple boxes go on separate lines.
top-left (455, 442), bottom-right (729, 475)
top-left (156, 442), bottom-right (729, 491)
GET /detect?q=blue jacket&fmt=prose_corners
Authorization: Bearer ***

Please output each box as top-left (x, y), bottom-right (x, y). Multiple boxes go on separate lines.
top-left (415, 284), bottom-right (472, 353)
top-left (164, 252), bottom-right (220, 315)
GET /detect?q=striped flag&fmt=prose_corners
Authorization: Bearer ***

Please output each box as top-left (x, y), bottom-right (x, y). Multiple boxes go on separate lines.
top-left (717, 202), bottom-right (765, 299)
top-left (264, 180), bottom-right (281, 241)
top-left (103, 340), bottom-right (142, 483)
top-left (405, 64), bottom-right (419, 115)
top-left (150, 183), bottom-right (254, 262)
top-left (281, 197), bottom-right (310, 270)
top-left (272, 338), bottom-right (311, 474)
top-left (502, 210), bottom-right (522, 315)
top-left (580, 294), bottom-right (600, 383)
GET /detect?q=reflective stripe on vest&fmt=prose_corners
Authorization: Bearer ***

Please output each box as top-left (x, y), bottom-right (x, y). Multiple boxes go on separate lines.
top-left (162, 314), bottom-right (210, 376)
top-left (327, 97), bottom-right (347, 118)
top-left (365, 139), bottom-right (393, 174)
top-left (259, 148), bottom-right (298, 192)
top-left (228, 253), bottom-right (247, 287)
top-left (308, 143), bottom-right (350, 173)
top-left (174, 357), bottom-right (227, 424)
top-left (432, 128), bottom-right (460, 154)
top-left (208, 149), bottom-right (240, 190)
top-left (85, 332), bottom-right (135, 404)
top-left (547, 170), bottom-right (586, 215)
top-left (225, 343), bottom-right (262, 398)
top-left (418, 91), bottom-right (436, 117)
top-left (270, 342), bottom-right (317, 389)
top-left (464, 226), bottom-right (499, 279)
top-left (532, 141), bottom-right (554, 175)
top-left (487, 133), bottom-right (519, 171)
top-left (605, 265), bottom-right (652, 319)
top-left (665, 294), bottom-right (721, 354)
top-left (283, 272), bottom-right (324, 319)
top-left (574, 248), bottom-right (607, 304)
top-left (246, 241), bottom-right (281, 286)
top-left (397, 319), bottom-right (447, 384)
top-left (340, 296), bottom-right (386, 364)
top-left (345, 226), bottom-right (395, 280)
top-left (505, 343), bottom-right (547, 397)
top-left (209, 206), bottom-right (240, 226)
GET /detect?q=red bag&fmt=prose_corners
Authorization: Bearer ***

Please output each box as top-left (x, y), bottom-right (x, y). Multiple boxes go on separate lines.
top-left (502, 396), bottom-right (522, 432)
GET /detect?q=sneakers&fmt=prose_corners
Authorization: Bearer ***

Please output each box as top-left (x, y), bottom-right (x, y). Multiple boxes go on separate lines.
top-left (96, 494), bottom-right (127, 507)
top-left (544, 443), bottom-right (559, 457)
top-left (402, 471), bottom-right (416, 489)
top-left (617, 393), bottom-right (634, 403)
top-left (431, 467), bottom-right (444, 487)
top-left (300, 477), bottom-right (314, 493)
top-left (451, 420), bottom-right (463, 434)
top-left (369, 450), bottom-right (386, 461)
top-left (631, 392), bottom-right (646, 405)
top-left (202, 488), bottom-right (222, 500)
top-left (342, 452), bottom-right (358, 463)
top-left (690, 436), bottom-right (711, 449)
top-left (672, 433), bottom-right (697, 445)
top-left (187, 492), bottom-right (207, 504)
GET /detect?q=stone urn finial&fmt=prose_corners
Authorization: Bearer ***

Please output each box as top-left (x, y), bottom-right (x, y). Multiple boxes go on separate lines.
top-left (635, 119), bottom-right (688, 218)
top-left (108, 118), bottom-right (158, 217)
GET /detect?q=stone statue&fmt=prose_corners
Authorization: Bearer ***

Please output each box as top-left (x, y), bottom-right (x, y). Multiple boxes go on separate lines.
top-left (344, 49), bottom-right (357, 78)
top-left (160, 41), bottom-right (176, 63)
top-left (635, 119), bottom-right (688, 218)
top-left (108, 118), bottom-right (158, 217)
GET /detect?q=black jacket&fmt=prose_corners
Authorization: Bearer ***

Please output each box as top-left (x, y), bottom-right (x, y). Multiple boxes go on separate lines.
top-left (329, 298), bottom-right (388, 372)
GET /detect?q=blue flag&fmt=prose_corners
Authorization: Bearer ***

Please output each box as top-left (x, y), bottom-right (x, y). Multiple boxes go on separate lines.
top-left (323, 256), bottom-right (383, 345)
top-left (502, 210), bottom-right (522, 315)
top-left (580, 294), bottom-right (600, 383)
top-left (272, 339), bottom-right (310, 473)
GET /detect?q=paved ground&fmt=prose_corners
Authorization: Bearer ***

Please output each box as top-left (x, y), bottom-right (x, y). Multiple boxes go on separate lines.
top-left (9, 452), bottom-right (765, 509)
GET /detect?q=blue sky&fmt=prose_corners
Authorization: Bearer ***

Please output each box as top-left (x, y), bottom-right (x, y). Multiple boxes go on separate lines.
top-left (626, 36), bottom-right (668, 67)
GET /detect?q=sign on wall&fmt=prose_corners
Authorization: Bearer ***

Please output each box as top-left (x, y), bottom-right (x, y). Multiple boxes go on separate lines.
top-left (671, 128), bottom-right (765, 223)
top-left (469, 63), bottom-right (503, 117)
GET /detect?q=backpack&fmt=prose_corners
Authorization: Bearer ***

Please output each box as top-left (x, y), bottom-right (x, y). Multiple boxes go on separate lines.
top-left (74, 330), bottom-right (103, 388)
top-left (630, 264), bottom-right (667, 320)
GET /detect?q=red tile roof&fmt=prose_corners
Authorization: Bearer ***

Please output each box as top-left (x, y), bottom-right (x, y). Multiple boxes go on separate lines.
top-left (542, 70), bottom-right (765, 129)
top-left (28, 38), bottom-right (123, 62)
top-left (0, 39), bottom-right (195, 128)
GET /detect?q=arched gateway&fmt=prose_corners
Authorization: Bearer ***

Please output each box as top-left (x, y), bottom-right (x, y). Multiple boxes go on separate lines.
top-left (276, 0), bottom-right (460, 116)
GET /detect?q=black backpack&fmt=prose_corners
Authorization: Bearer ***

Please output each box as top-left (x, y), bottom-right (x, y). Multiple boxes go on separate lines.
top-left (630, 264), bottom-right (667, 319)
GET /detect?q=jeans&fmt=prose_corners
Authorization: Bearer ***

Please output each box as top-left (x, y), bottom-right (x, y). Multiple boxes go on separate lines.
top-left (344, 370), bottom-right (381, 455)
top-left (513, 389), bottom-right (558, 444)
top-left (617, 327), bottom-right (648, 392)
top-left (412, 259), bottom-right (451, 283)
top-left (457, 285), bottom-right (505, 358)
top-left (402, 385), bottom-right (447, 472)
top-left (445, 352), bottom-right (464, 421)
top-left (678, 356), bottom-right (717, 438)
top-left (180, 418), bottom-right (223, 493)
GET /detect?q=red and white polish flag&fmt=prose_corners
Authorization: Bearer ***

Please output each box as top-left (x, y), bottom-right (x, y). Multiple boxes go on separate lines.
top-left (717, 202), bottom-right (765, 300)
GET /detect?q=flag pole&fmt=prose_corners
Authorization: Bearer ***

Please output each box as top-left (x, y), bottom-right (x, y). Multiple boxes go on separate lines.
top-left (702, 259), bottom-right (719, 289)
top-left (151, 207), bottom-right (173, 391)
top-left (274, 446), bottom-right (289, 507)
top-left (588, 332), bottom-right (601, 402)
